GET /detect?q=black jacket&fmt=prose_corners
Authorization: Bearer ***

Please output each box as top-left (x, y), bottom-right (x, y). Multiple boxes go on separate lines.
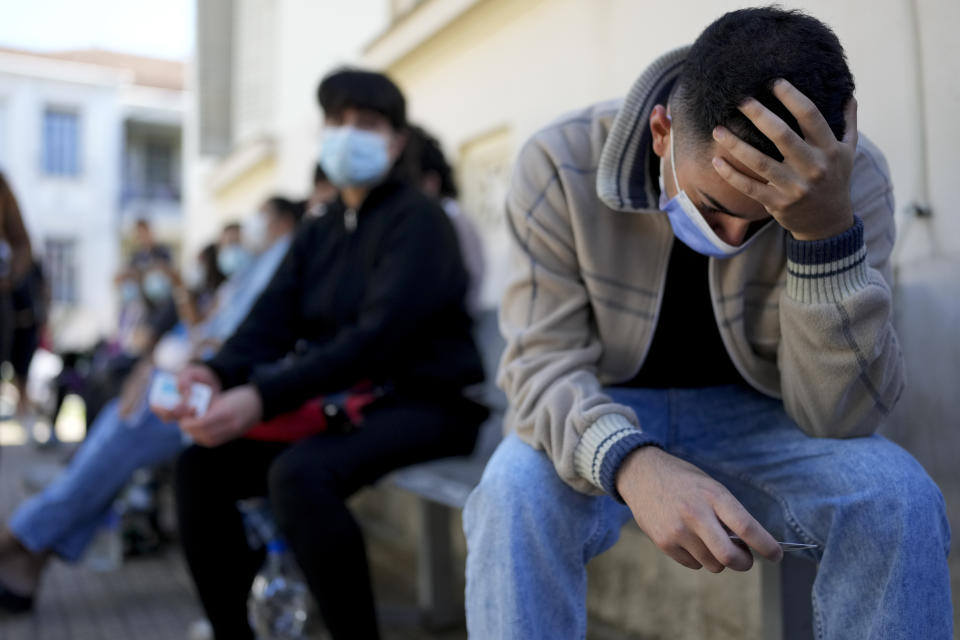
top-left (207, 179), bottom-right (485, 419)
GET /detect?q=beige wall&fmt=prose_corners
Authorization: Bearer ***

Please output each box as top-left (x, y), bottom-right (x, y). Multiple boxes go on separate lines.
top-left (372, 0), bottom-right (959, 284)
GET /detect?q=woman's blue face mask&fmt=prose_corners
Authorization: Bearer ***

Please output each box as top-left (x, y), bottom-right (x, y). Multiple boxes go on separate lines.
top-left (317, 127), bottom-right (391, 188)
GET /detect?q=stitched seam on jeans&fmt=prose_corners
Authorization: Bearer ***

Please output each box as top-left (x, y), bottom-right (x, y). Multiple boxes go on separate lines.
top-left (582, 497), bottom-right (607, 566)
top-left (674, 448), bottom-right (824, 549)
top-left (812, 587), bottom-right (825, 640)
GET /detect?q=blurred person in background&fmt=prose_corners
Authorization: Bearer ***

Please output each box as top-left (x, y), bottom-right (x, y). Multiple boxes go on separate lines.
top-left (215, 222), bottom-right (251, 279)
top-left (163, 242), bottom-right (227, 329)
top-left (403, 124), bottom-right (486, 313)
top-left (64, 221), bottom-right (237, 430)
top-left (163, 69), bottom-right (486, 640)
top-left (0, 197), bottom-right (307, 614)
top-left (9, 259), bottom-right (49, 419)
top-left (0, 172), bottom-right (34, 369)
top-left (128, 218), bottom-right (171, 274)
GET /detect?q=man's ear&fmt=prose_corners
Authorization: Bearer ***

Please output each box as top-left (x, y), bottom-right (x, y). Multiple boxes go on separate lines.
top-left (650, 105), bottom-right (672, 159)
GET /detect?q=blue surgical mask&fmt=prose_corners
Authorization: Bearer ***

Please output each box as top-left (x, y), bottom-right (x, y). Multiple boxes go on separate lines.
top-left (217, 244), bottom-right (251, 277)
top-left (659, 130), bottom-right (767, 258)
top-left (142, 270), bottom-right (172, 302)
top-left (317, 126), bottom-right (390, 187)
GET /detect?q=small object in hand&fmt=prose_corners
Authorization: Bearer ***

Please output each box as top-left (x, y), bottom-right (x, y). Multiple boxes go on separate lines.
top-left (149, 372), bottom-right (182, 412)
top-left (729, 535), bottom-right (818, 552)
top-left (188, 383), bottom-right (212, 417)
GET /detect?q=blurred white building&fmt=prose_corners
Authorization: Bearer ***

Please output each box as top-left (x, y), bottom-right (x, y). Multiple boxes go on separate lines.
top-left (0, 47), bottom-right (185, 345)
top-left (183, 0), bottom-right (387, 262)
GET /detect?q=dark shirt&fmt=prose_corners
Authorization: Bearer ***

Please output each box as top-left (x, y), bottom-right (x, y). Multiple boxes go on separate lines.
top-left (207, 179), bottom-right (485, 419)
top-left (626, 239), bottom-right (745, 388)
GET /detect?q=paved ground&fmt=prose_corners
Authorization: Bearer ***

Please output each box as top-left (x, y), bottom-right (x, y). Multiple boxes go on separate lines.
top-left (0, 427), bottom-right (471, 640)
top-left (0, 438), bottom-right (205, 640)
top-left (0, 424), bottom-right (637, 640)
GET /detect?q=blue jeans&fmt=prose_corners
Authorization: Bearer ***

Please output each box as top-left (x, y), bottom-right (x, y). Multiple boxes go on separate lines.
top-left (463, 386), bottom-right (952, 640)
top-left (9, 395), bottom-right (184, 562)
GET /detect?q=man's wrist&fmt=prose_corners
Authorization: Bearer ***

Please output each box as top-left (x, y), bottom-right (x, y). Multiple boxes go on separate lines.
top-left (615, 444), bottom-right (661, 503)
top-left (788, 207), bottom-right (854, 242)
top-left (785, 216), bottom-right (867, 304)
top-left (573, 413), bottom-right (662, 502)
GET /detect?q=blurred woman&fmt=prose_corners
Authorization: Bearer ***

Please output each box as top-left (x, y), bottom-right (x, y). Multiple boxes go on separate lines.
top-left (0, 172), bottom-right (33, 365)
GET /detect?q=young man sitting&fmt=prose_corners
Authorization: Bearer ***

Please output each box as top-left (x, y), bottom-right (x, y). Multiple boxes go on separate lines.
top-left (463, 8), bottom-right (951, 639)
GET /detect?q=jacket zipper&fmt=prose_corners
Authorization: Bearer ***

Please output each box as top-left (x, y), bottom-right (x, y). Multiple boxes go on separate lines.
top-left (344, 208), bottom-right (358, 233)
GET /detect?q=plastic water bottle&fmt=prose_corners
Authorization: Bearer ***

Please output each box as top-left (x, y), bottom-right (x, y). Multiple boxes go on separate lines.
top-left (239, 499), bottom-right (322, 639)
top-left (248, 539), bottom-right (311, 640)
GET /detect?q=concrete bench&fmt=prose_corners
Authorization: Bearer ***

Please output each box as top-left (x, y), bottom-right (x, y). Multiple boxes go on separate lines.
top-left (389, 310), bottom-right (816, 639)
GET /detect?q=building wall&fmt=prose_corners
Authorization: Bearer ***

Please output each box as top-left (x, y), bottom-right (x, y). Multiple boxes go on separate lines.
top-left (368, 0), bottom-right (960, 297)
top-left (0, 51), bottom-right (186, 344)
top-left (0, 66), bottom-right (123, 339)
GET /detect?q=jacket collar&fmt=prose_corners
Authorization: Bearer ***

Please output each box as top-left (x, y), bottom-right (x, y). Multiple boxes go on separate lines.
top-left (597, 46), bottom-right (689, 213)
top-left (328, 176), bottom-right (408, 218)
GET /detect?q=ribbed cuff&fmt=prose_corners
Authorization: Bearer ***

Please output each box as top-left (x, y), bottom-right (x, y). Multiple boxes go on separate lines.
top-left (574, 414), bottom-right (662, 501)
top-left (786, 217), bottom-right (869, 304)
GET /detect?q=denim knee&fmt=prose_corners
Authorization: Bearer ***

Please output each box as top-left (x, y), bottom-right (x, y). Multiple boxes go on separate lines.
top-left (842, 448), bottom-right (950, 555)
top-left (465, 435), bottom-right (580, 539)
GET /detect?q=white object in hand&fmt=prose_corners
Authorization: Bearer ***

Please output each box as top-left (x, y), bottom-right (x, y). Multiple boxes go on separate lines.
top-left (188, 383), bottom-right (212, 417)
top-left (150, 372), bottom-right (212, 418)
top-left (149, 372), bottom-right (182, 411)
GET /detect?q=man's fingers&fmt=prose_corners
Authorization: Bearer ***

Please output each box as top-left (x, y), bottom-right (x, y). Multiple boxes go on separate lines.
top-left (680, 534), bottom-right (726, 574)
top-left (714, 494), bottom-right (782, 562)
top-left (842, 96), bottom-right (858, 147)
top-left (695, 517), bottom-right (754, 572)
top-left (771, 78), bottom-right (835, 149)
top-left (712, 127), bottom-right (792, 187)
top-left (711, 156), bottom-right (780, 208)
top-left (738, 96), bottom-right (806, 161)
top-left (664, 544), bottom-right (703, 571)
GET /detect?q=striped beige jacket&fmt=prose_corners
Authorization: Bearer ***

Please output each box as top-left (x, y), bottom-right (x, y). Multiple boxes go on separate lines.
top-left (498, 48), bottom-right (903, 496)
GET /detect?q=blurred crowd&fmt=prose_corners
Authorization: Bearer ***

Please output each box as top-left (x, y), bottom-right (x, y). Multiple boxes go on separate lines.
top-left (0, 68), bottom-right (487, 639)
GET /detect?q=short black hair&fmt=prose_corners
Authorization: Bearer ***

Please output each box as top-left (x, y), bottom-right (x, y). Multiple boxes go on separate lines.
top-left (672, 7), bottom-right (854, 161)
top-left (317, 68), bottom-right (406, 130)
top-left (265, 196), bottom-right (305, 224)
top-left (403, 125), bottom-right (459, 199)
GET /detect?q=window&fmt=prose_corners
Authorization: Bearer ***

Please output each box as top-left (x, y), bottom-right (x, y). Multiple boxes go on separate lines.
top-left (44, 238), bottom-right (78, 304)
top-left (43, 109), bottom-right (81, 177)
top-left (145, 141), bottom-right (174, 198)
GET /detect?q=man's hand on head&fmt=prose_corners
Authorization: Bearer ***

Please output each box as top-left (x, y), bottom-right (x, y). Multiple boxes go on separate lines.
top-left (617, 446), bottom-right (783, 572)
top-left (710, 78), bottom-right (858, 241)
